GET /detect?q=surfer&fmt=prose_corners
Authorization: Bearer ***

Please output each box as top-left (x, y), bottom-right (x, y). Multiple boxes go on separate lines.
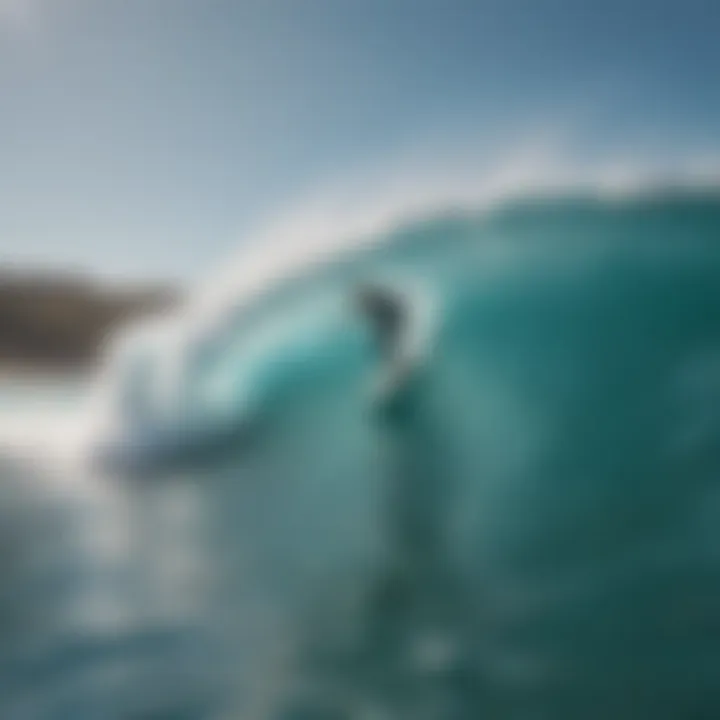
top-left (355, 282), bottom-right (423, 407)
top-left (355, 283), bottom-right (408, 362)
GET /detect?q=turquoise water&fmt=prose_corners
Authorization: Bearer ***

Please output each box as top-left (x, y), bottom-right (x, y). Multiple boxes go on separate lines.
top-left (3, 193), bottom-right (720, 718)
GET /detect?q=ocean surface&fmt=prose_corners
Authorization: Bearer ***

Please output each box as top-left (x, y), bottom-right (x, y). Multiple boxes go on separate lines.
top-left (3, 192), bottom-right (720, 718)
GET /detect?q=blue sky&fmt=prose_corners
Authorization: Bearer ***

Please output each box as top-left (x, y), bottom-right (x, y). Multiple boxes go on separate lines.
top-left (1, 0), bottom-right (719, 281)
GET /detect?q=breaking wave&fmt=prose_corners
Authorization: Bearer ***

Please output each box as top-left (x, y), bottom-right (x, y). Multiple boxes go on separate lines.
top-left (4, 173), bottom-right (720, 717)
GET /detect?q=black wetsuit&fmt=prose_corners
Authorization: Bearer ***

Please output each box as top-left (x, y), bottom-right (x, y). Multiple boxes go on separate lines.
top-left (358, 287), bottom-right (406, 360)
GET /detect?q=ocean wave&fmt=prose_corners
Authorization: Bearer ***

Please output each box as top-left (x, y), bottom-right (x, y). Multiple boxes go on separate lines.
top-left (4, 176), bottom-right (720, 716)
top-left (82, 179), bottom-right (720, 468)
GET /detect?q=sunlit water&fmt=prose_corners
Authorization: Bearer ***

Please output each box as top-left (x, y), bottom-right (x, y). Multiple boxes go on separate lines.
top-left (3, 194), bottom-right (720, 718)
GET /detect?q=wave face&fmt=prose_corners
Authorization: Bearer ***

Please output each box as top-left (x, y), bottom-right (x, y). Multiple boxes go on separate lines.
top-left (6, 192), bottom-right (720, 718)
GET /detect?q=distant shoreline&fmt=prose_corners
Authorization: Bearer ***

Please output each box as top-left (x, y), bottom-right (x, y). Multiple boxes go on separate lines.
top-left (0, 365), bottom-right (89, 380)
top-left (0, 271), bottom-right (181, 371)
